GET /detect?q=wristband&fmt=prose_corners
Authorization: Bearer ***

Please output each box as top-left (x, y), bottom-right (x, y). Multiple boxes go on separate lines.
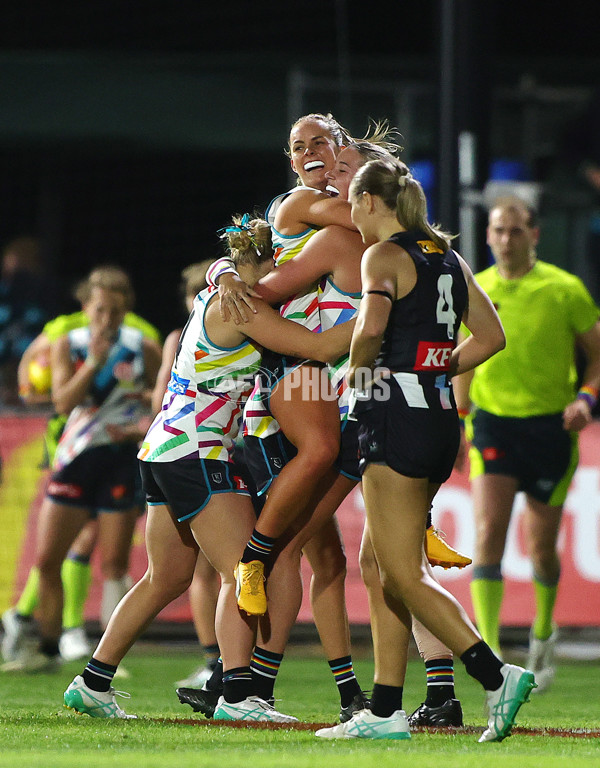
top-left (577, 385), bottom-right (598, 409)
top-left (206, 257), bottom-right (239, 288)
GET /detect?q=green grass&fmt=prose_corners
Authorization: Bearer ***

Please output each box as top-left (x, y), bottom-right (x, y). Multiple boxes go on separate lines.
top-left (0, 642), bottom-right (598, 768)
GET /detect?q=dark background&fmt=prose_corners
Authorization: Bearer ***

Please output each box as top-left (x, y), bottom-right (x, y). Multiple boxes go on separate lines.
top-left (1, 0), bottom-right (598, 335)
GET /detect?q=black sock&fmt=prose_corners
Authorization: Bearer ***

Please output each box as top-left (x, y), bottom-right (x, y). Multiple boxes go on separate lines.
top-left (424, 658), bottom-right (455, 707)
top-left (39, 638), bottom-right (60, 658)
top-left (205, 658), bottom-right (224, 692)
top-left (370, 683), bottom-right (403, 718)
top-left (240, 529), bottom-right (276, 565)
top-left (203, 643), bottom-right (220, 671)
top-left (460, 641), bottom-right (503, 691)
top-left (83, 657), bottom-right (117, 692)
top-left (328, 656), bottom-right (362, 708)
top-left (251, 647), bottom-right (283, 701)
top-left (223, 666), bottom-right (253, 703)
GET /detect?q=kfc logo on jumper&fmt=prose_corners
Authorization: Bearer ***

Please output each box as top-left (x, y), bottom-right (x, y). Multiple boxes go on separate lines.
top-left (414, 341), bottom-right (454, 371)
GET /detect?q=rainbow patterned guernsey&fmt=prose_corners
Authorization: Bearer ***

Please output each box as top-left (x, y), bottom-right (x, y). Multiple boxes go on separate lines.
top-left (139, 289), bottom-right (261, 463)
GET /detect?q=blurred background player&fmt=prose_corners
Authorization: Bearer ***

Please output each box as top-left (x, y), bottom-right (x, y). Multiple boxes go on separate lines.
top-left (1, 266), bottom-right (161, 672)
top-left (454, 196), bottom-right (600, 692)
top-left (2, 283), bottom-right (161, 664)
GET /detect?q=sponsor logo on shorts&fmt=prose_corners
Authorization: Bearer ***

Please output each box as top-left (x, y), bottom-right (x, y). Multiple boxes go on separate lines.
top-left (234, 475), bottom-right (248, 491)
top-left (414, 341), bottom-right (454, 371)
top-left (111, 484), bottom-right (127, 500)
top-left (211, 472), bottom-right (223, 484)
top-left (482, 447), bottom-right (505, 461)
top-left (537, 479), bottom-right (554, 492)
top-left (47, 481), bottom-right (83, 499)
top-left (272, 458), bottom-right (283, 469)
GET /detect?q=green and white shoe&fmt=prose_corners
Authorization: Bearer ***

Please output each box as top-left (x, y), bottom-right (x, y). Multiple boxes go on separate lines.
top-left (315, 708), bottom-right (411, 740)
top-left (213, 695), bottom-right (297, 723)
top-left (63, 675), bottom-right (137, 719)
top-left (479, 664), bottom-right (536, 742)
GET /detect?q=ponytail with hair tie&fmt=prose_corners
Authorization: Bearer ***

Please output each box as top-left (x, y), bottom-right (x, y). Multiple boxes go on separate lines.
top-left (397, 172), bottom-right (412, 190)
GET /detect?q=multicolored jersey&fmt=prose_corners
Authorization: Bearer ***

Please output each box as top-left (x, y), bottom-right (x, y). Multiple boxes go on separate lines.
top-left (468, 260), bottom-right (599, 417)
top-left (41, 311), bottom-right (159, 466)
top-left (242, 378), bottom-right (281, 439)
top-left (318, 276), bottom-right (361, 422)
top-left (139, 289), bottom-right (261, 463)
top-left (265, 187), bottom-right (321, 331)
top-left (44, 311), bottom-right (161, 343)
top-left (244, 186), bottom-right (322, 440)
top-left (53, 325), bottom-right (148, 470)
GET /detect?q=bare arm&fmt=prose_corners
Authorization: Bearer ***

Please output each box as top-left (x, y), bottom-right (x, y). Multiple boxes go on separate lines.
top-left (563, 321), bottom-right (600, 431)
top-left (141, 337), bottom-right (163, 404)
top-left (243, 301), bottom-right (355, 364)
top-left (275, 189), bottom-right (355, 233)
top-left (346, 243), bottom-right (402, 386)
top-left (256, 225), bottom-right (363, 304)
top-left (151, 329), bottom-right (179, 414)
top-left (448, 257), bottom-right (506, 378)
top-left (451, 330), bottom-right (475, 414)
top-left (51, 334), bottom-right (103, 415)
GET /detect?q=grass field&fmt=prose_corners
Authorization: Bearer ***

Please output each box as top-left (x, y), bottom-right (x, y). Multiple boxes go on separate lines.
top-left (1, 641), bottom-right (598, 768)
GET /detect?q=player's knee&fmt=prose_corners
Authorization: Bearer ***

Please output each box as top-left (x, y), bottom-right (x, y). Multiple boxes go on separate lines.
top-left (312, 546), bottom-right (346, 585)
top-left (359, 545), bottom-right (379, 587)
top-left (100, 558), bottom-right (128, 581)
top-left (37, 556), bottom-right (62, 583)
top-left (147, 568), bottom-right (193, 600)
top-left (297, 437), bottom-right (338, 473)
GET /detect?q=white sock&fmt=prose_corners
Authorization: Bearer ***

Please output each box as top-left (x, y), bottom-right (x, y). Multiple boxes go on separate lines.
top-left (101, 575), bottom-right (133, 628)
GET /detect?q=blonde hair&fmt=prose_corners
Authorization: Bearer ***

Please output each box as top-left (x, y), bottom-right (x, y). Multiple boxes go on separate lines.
top-left (180, 260), bottom-right (212, 300)
top-left (350, 157), bottom-right (454, 252)
top-left (286, 112), bottom-right (353, 157)
top-left (74, 265), bottom-right (135, 310)
top-left (220, 214), bottom-right (274, 268)
top-left (353, 118), bottom-right (404, 158)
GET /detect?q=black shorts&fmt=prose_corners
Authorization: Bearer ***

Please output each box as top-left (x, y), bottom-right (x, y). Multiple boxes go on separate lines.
top-left (469, 409), bottom-right (578, 505)
top-left (245, 417), bottom-right (361, 496)
top-left (259, 349), bottom-right (325, 406)
top-left (243, 433), bottom-right (297, 497)
top-left (356, 377), bottom-right (460, 483)
top-left (337, 419), bottom-right (361, 481)
top-left (139, 458), bottom-right (251, 523)
top-left (46, 443), bottom-right (139, 515)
